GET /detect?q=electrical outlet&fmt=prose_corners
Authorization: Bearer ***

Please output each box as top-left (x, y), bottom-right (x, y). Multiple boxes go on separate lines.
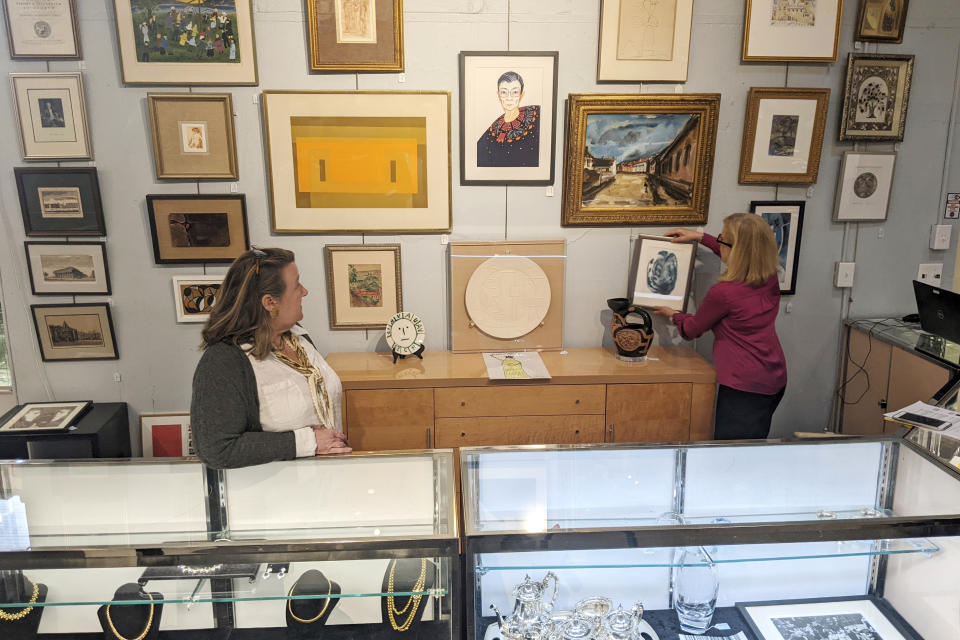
top-left (835, 262), bottom-right (855, 288)
top-left (930, 225), bottom-right (951, 250)
top-left (918, 263), bottom-right (943, 284)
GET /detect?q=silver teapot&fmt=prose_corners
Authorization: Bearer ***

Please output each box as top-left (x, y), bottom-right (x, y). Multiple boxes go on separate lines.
top-left (491, 572), bottom-right (559, 639)
top-left (601, 603), bottom-right (645, 640)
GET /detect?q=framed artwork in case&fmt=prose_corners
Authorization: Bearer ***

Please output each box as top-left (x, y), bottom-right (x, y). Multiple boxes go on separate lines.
top-left (0, 401), bottom-right (91, 432)
top-left (324, 244), bottom-right (402, 329)
top-left (172, 275), bottom-right (223, 323)
top-left (839, 53), bottom-right (914, 142)
top-left (750, 201), bottom-right (805, 295)
top-left (855, 0), bottom-right (909, 43)
top-left (2, 0), bottom-right (81, 59)
top-left (31, 303), bottom-right (119, 361)
top-left (742, 0), bottom-right (842, 63)
top-left (25, 241), bottom-right (111, 296)
top-left (628, 234), bottom-right (697, 313)
top-left (140, 412), bottom-right (194, 457)
top-left (147, 93), bottom-right (239, 180)
top-left (146, 194), bottom-right (249, 264)
top-left (306, 0), bottom-right (404, 72)
top-left (11, 72), bottom-right (92, 160)
top-left (15, 167), bottom-right (105, 237)
top-left (596, 0), bottom-right (693, 82)
top-left (738, 596), bottom-right (919, 640)
top-left (834, 151), bottom-right (896, 222)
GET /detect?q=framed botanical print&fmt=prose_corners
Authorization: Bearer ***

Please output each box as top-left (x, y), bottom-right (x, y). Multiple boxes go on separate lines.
top-left (834, 151), bottom-right (896, 222)
top-left (750, 201), bottom-right (805, 295)
top-left (172, 275), bottom-right (223, 323)
top-left (146, 194), bottom-right (249, 264)
top-left (15, 167), bottom-right (105, 237)
top-left (3, 0), bottom-right (81, 59)
top-left (147, 93), bottom-right (239, 180)
top-left (738, 596), bottom-right (918, 640)
top-left (306, 0), bottom-right (403, 72)
top-left (324, 244), bottom-right (402, 329)
top-left (25, 242), bottom-right (111, 296)
top-left (140, 412), bottom-right (194, 457)
top-left (11, 72), bottom-right (92, 160)
top-left (0, 401), bottom-right (91, 432)
top-left (839, 53), bottom-right (914, 142)
top-left (459, 51), bottom-right (559, 185)
top-left (739, 87), bottom-right (830, 184)
top-left (562, 93), bottom-right (720, 227)
top-left (597, 0), bottom-right (693, 82)
top-left (742, 0), bottom-right (843, 62)
top-left (31, 303), bottom-right (119, 361)
top-left (855, 0), bottom-right (909, 43)
top-left (264, 90), bottom-right (452, 233)
top-left (628, 235), bottom-right (697, 313)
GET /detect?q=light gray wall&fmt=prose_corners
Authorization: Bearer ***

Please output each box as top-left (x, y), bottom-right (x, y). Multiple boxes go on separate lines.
top-left (1, 0), bottom-right (958, 446)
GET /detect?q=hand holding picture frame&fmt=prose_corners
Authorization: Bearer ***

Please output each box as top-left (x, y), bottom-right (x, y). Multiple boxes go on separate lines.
top-left (750, 201), bottom-right (805, 295)
top-left (324, 244), bottom-right (402, 330)
top-left (628, 234), bottom-right (697, 312)
top-left (2, 0), bottom-right (80, 59)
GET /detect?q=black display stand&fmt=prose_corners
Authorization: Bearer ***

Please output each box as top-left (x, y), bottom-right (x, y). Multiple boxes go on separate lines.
top-left (286, 570), bottom-right (340, 638)
top-left (379, 559), bottom-right (435, 637)
top-left (0, 573), bottom-right (46, 639)
top-left (96, 583), bottom-right (163, 640)
top-left (0, 403), bottom-right (130, 459)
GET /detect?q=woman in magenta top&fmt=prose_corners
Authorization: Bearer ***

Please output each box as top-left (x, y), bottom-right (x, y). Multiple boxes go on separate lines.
top-left (653, 213), bottom-right (787, 440)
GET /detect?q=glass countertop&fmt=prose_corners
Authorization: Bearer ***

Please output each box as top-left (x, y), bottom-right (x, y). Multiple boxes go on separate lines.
top-left (847, 317), bottom-right (960, 369)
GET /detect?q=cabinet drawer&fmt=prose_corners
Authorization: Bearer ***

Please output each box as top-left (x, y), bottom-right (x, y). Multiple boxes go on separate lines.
top-left (435, 416), bottom-right (605, 447)
top-left (344, 389), bottom-right (434, 451)
top-left (435, 385), bottom-right (605, 418)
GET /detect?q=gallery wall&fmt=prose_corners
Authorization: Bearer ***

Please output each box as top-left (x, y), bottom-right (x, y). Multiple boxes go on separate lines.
top-left (1, 0), bottom-right (959, 447)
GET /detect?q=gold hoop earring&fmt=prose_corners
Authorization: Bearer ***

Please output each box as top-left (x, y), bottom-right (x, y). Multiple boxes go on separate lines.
top-left (270, 308), bottom-right (279, 318)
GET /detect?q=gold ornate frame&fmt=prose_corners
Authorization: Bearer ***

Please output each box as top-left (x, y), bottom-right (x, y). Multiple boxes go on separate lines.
top-left (147, 93), bottom-right (239, 180)
top-left (324, 244), bottom-right (403, 330)
top-left (306, 0), bottom-right (404, 72)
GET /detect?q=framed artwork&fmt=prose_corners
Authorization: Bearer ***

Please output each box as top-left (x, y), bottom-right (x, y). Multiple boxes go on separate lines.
top-left (0, 401), bottom-right (91, 433)
top-left (459, 51), bottom-right (559, 186)
top-left (597, 0), bottom-right (693, 82)
top-left (172, 275), bottom-right (223, 324)
top-left (264, 91), bottom-right (452, 233)
top-left (147, 93), bottom-right (239, 180)
top-left (25, 241), bottom-right (111, 296)
top-left (2, 0), bottom-right (81, 59)
top-left (15, 167), bottom-right (106, 237)
top-left (140, 412), bottom-right (194, 457)
top-left (855, 0), bottom-right (909, 43)
top-left (749, 201), bottom-right (805, 295)
top-left (738, 596), bottom-right (919, 640)
top-left (31, 303), bottom-right (119, 362)
top-left (628, 235), bottom-right (697, 312)
top-left (834, 151), bottom-right (896, 222)
top-left (324, 244), bottom-right (402, 329)
top-left (561, 93), bottom-right (720, 227)
top-left (11, 72), bottom-right (92, 160)
top-left (111, 0), bottom-right (257, 85)
top-left (839, 53), bottom-right (914, 142)
top-left (146, 194), bottom-right (249, 264)
top-left (306, 0), bottom-right (404, 72)
top-left (742, 0), bottom-right (842, 62)
top-left (739, 87), bottom-right (830, 185)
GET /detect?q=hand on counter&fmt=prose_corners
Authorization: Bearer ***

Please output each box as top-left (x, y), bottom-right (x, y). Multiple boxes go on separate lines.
top-left (314, 426), bottom-right (352, 455)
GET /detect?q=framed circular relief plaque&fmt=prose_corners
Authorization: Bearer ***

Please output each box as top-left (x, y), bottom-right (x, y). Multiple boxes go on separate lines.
top-left (385, 312), bottom-right (425, 363)
top-left (464, 256), bottom-right (551, 339)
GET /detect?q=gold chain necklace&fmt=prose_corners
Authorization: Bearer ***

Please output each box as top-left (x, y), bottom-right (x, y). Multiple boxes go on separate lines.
top-left (386, 558), bottom-right (427, 632)
top-left (287, 577), bottom-right (332, 624)
top-left (105, 592), bottom-right (154, 640)
top-left (0, 581), bottom-right (39, 621)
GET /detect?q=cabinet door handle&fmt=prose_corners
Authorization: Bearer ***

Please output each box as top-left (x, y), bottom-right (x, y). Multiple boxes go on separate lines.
top-left (609, 424), bottom-right (615, 442)
top-left (878, 399), bottom-right (888, 410)
top-left (426, 427), bottom-right (432, 448)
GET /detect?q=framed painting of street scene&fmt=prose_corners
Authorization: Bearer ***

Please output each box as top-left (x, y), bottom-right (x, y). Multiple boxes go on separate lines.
top-left (147, 194), bottom-right (249, 264)
top-left (839, 53), bottom-right (914, 142)
top-left (31, 303), bottom-right (118, 361)
top-left (306, 0), bottom-right (404, 72)
top-left (25, 241), bottom-right (111, 296)
top-left (561, 93), bottom-right (720, 227)
top-left (15, 167), bottom-right (105, 237)
top-left (324, 244), bottom-right (402, 329)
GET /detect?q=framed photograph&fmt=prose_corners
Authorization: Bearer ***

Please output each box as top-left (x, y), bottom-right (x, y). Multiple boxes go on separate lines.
top-left (597, 0), bottom-right (693, 82)
top-left (0, 401), bottom-right (91, 433)
top-left (306, 0), bottom-right (403, 72)
top-left (750, 201), bottom-right (805, 295)
top-left (2, 0), bottom-right (81, 59)
top-left (839, 53), bottom-right (914, 142)
top-left (11, 72), bottom-right (92, 160)
top-left (264, 91), bottom-right (451, 233)
top-left (111, 0), bottom-right (257, 85)
top-left (324, 244), bottom-right (402, 329)
top-left (25, 242), bottom-right (111, 296)
top-left (146, 194), bottom-right (249, 264)
top-left (172, 275), bottom-right (223, 323)
top-left (628, 235), bottom-right (697, 312)
top-left (856, 0), bottom-right (909, 43)
top-left (147, 93), bottom-right (238, 180)
top-left (141, 412), bottom-right (195, 457)
top-left (834, 151), bottom-right (896, 222)
top-left (742, 0), bottom-right (842, 62)
top-left (561, 93), bottom-right (720, 227)
top-left (738, 596), bottom-right (919, 640)
top-left (15, 167), bottom-right (105, 237)
top-left (739, 87), bottom-right (830, 185)
top-left (31, 303), bottom-right (119, 362)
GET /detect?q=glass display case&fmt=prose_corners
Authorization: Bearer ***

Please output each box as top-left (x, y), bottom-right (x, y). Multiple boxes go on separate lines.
top-left (462, 438), bottom-right (960, 640)
top-left (0, 450), bottom-right (459, 639)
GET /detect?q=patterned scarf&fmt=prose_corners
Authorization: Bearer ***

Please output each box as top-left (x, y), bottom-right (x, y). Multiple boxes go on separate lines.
top-left (272, 334), bottom-right (335, 430)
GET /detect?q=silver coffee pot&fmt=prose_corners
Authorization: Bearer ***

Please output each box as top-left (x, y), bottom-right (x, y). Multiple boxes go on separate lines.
top-left (491, 572), bottom-right (559, 639)
top-left (601, 602), bottom-right (646, 640)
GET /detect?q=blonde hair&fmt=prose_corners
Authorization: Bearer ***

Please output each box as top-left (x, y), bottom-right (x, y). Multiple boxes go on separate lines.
top-left (716, 213), bottom-right (779, 287)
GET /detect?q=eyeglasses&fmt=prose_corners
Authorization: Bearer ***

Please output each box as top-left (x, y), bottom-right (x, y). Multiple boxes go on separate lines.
top-left (250, 245), bottom-right (266, 275)
top-left (716, 233), bottom-right (733, 248)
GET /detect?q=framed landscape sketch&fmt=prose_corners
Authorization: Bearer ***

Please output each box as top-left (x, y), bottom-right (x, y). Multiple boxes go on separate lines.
top-left (856, 0), bottom-right (909, 43)
top-left (306, 0), bottom-right (403, 72)
top-left (146, 194), bottom-right (249, 264)
top-left (15, 167), bottom-right (105, 237)
top-left (264, 91), bottom-right (451, 233)
top-left (562, 93), bottom-right (720, 227)
top-left (3, 0), bottom-right (81, 59)
top-left (834, 151), bottom-right (896, 222)
top-left (739, 87), bottom-right (830, 184)
top-left (738, 597), bottom-right (917, 640)
top-left (459, 51), bottom-right (559, 185)
top-left (172, 275), bottom-right (223, 323)
top-left (0, 401), bottom-right (91, 433)
top-left (628, 235), bottom-right (697, 312)
top-left (141, 412), bottom-right (194, 457)
top-left (25, 242), bottom-right (111, 296)
top-left (11, 72), bottom-right (92, 160)
top-left (750, 201), bottom-right (804, 295)
top-left (743, 0), bottom-right (842, 62)
top-left (147, 93), bottom-right (238, 180)
top-left (840, 53), bottom-right (914, 142)
top-left (324, 244), bottom-right (401, 329)
top-left (31, 303), bottom-right (118, 361)
top-left (597, 0), bottom-right (693, 82)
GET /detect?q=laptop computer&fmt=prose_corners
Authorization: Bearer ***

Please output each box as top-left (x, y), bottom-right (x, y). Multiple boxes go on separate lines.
top-left (913, 279), bottom-right (960, 345)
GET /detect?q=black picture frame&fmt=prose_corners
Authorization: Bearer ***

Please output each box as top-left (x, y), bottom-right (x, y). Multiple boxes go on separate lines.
top-left (30, 303), bottom-right (119, 362)
top-left (146, 194), bottom-right (250, 265)
top-left (749, 200), bottom-right (805, 296)
top-left (737, 596), bottom-right (922, 640)
top-left (15, 167), bottom-right (106, 237)
top-left (24, 241), bottom-right (111, 296)
top-left (0, 400), bottom-right (91, 433)
top-left (627, 234), bottom-right (698, 313)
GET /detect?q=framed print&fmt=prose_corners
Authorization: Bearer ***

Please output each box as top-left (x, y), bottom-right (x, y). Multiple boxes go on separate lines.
top-left (750, 201), bottom-right (805, 295)
top-left (141, 412), bottom-right (194, 457)
top-left (147, 93), bottom-right (239, 180)
top-left (839, 53), bottom-right (914, 142)
top-left (111, 0), bottom-right (257, 85)
top-left (306, 0), bottom-right (404, 72)
top-left (834, 151), bottom-right (896, 222)
top-left (739, 87), bottom-right (830, 184)
top-left (31, 303), bottom-right (119, 362)
top-left (597, 0), bottom-right (693, 82)
top-left (856, 0), bottom-right (909, 43)
top-left (628, 235), bottom-right (697, 312)
top-left (459, 51), bottom-right (558, 186)
top-left (146, 194), bottom-right (249, 264)
top-left (264, 91), bottom-right (452, 233)
top-left (738, 596), bottom-right (919, 640)
top-left (0, 401), bottom-right (91, 432)
top-left (11, 72), bottom-right (92, 160)
top-left (562, 93), bottom-right (720, 227)
top-left (15, 167), bottom-right (105, 237)
top-left (25, 242), bottom-right (111, 296)
top-left (172, 275), bottom-right (223, 323)
top-left (743, 0), bottom-right (842, 62)
top-left (324, 244), bottom-right (401, 329)
top-left (3, 0), bottom-right (80, 59)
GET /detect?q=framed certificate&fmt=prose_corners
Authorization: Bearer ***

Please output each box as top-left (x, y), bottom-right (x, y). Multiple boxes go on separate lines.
top-left (2, 0), bottom-right (80, 59)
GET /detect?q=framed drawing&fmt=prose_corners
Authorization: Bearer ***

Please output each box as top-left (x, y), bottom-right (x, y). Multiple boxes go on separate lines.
top-left (146, 194), bottom-right (249, 264)
top-left (750, 201), bottom-right (804, 295)
top-left (141, 412), bottom-right (194, 457)
top-left (147, 93), bottom-right (238, 180)
top-left (306, 0), bottom-right (404, 72)
top-left (3, 0), bottom-right (80, 59)
top-left (111, 0), bottom-right (257, 85)
top-left (743, 0), bottom-right (842, 62)
top-left (834, 151), bottom-right (896, 222)
top-left (264, 91), bottom-right (451, 233)
top-left (839, 53), bottom-right (914, 142)
top-left (15, 167), bottom-right (106, 237)
top-left (31, 303), bottom-right (119, 361)
top-left (597, 0), bottom-right (693, 82)
top-left (172, 275), bottom-right (223, 324)
top-left (11, 72), bottom-right (92, 160)
top-left (25, 242), bottom-right (111, 296)
top-left (561, 93), bottom-right (720, 227)
top-left (459, 51), bottom-right (558, 186)
top-left (856, 0), bottom-right (909, 43)
top-left (628, 235), bottom-right (697, 312)
top-left (738, 596), bottom-right (918, 640)
top-left (0, 401), bottom-right (91, 433)
top-left (739, 87), bottom-right (830, 185)
top-left (324, 244), bottom-right (401, 329)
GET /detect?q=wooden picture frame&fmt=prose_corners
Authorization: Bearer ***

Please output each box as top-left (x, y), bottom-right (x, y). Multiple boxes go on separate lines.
top-left (750, 201), bottom-right (805, 295)
top-left (3, 0), bottom-right (81, 59)
top-left (628, 234), bottom-right (697, 313)
top-left (324, 244), bottom-right (402, 329)
top-left (738, 596), bottom-right (919, 640)
top-left (834, 151), bottom-right (896, 222)
top-left (839, 53), bottom-right (914, 142)
top-left (743, 0), bottom-right (843, 63)
top-left (562, 93), bottom-right (720, 227)
top-left (739, 87), bottom-right (830, 185)
top-left (15, 167), bottom-right (106, 237)
top-left (597, 0), bottom-right (693, 82)
top-left (11, 72), bottom-right (92, 160)
top-left (147, 93), bottom-right (239, 180)
top-left (140, 412), bottom-right (194, 457)
top-left (0, 401), bottom-right (91, 432)
top-left (31, 303), bottom-right (119, 361)
top-left (25, 241), bottom-right (111, 296)
top-left (855, 0), bottom-right (909, 43)
top-left (172, 275), bottom-right (223, 324)
top-left (146, 194), bottom-right (249, 264)
top-left (306, 0), bottom-right (404, 72)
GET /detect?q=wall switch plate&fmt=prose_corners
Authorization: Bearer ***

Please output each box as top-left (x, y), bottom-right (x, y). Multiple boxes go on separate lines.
top-left (918, 263), bottom-right (943, 284)
top-left (930, 224), bottom-right (951, 250)
top-left (835, 262), bottom-right (855, 288)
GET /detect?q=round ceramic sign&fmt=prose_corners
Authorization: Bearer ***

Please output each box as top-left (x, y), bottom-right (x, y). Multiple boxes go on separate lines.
top-left (464, 256), bottom-right (551, 339)
top-left (385, 312), bottom-right (425, 355)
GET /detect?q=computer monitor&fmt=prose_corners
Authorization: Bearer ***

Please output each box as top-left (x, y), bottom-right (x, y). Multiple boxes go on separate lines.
top-left (913, 280), bottom-right (960, 345)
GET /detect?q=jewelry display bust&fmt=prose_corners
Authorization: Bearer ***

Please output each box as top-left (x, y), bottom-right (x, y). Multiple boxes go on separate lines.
top-left (380, 558), bottom-right (435, 635)
top-left (0, 572), bottom-right (46, 639)
top-left (96, 583), bottom-right (163, 640)
top-left (286, 569), bottom-right (340, 636)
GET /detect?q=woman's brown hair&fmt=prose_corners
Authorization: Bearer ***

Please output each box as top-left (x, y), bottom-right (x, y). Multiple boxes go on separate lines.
top-left (716, 213), bottom-right (779, 287)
